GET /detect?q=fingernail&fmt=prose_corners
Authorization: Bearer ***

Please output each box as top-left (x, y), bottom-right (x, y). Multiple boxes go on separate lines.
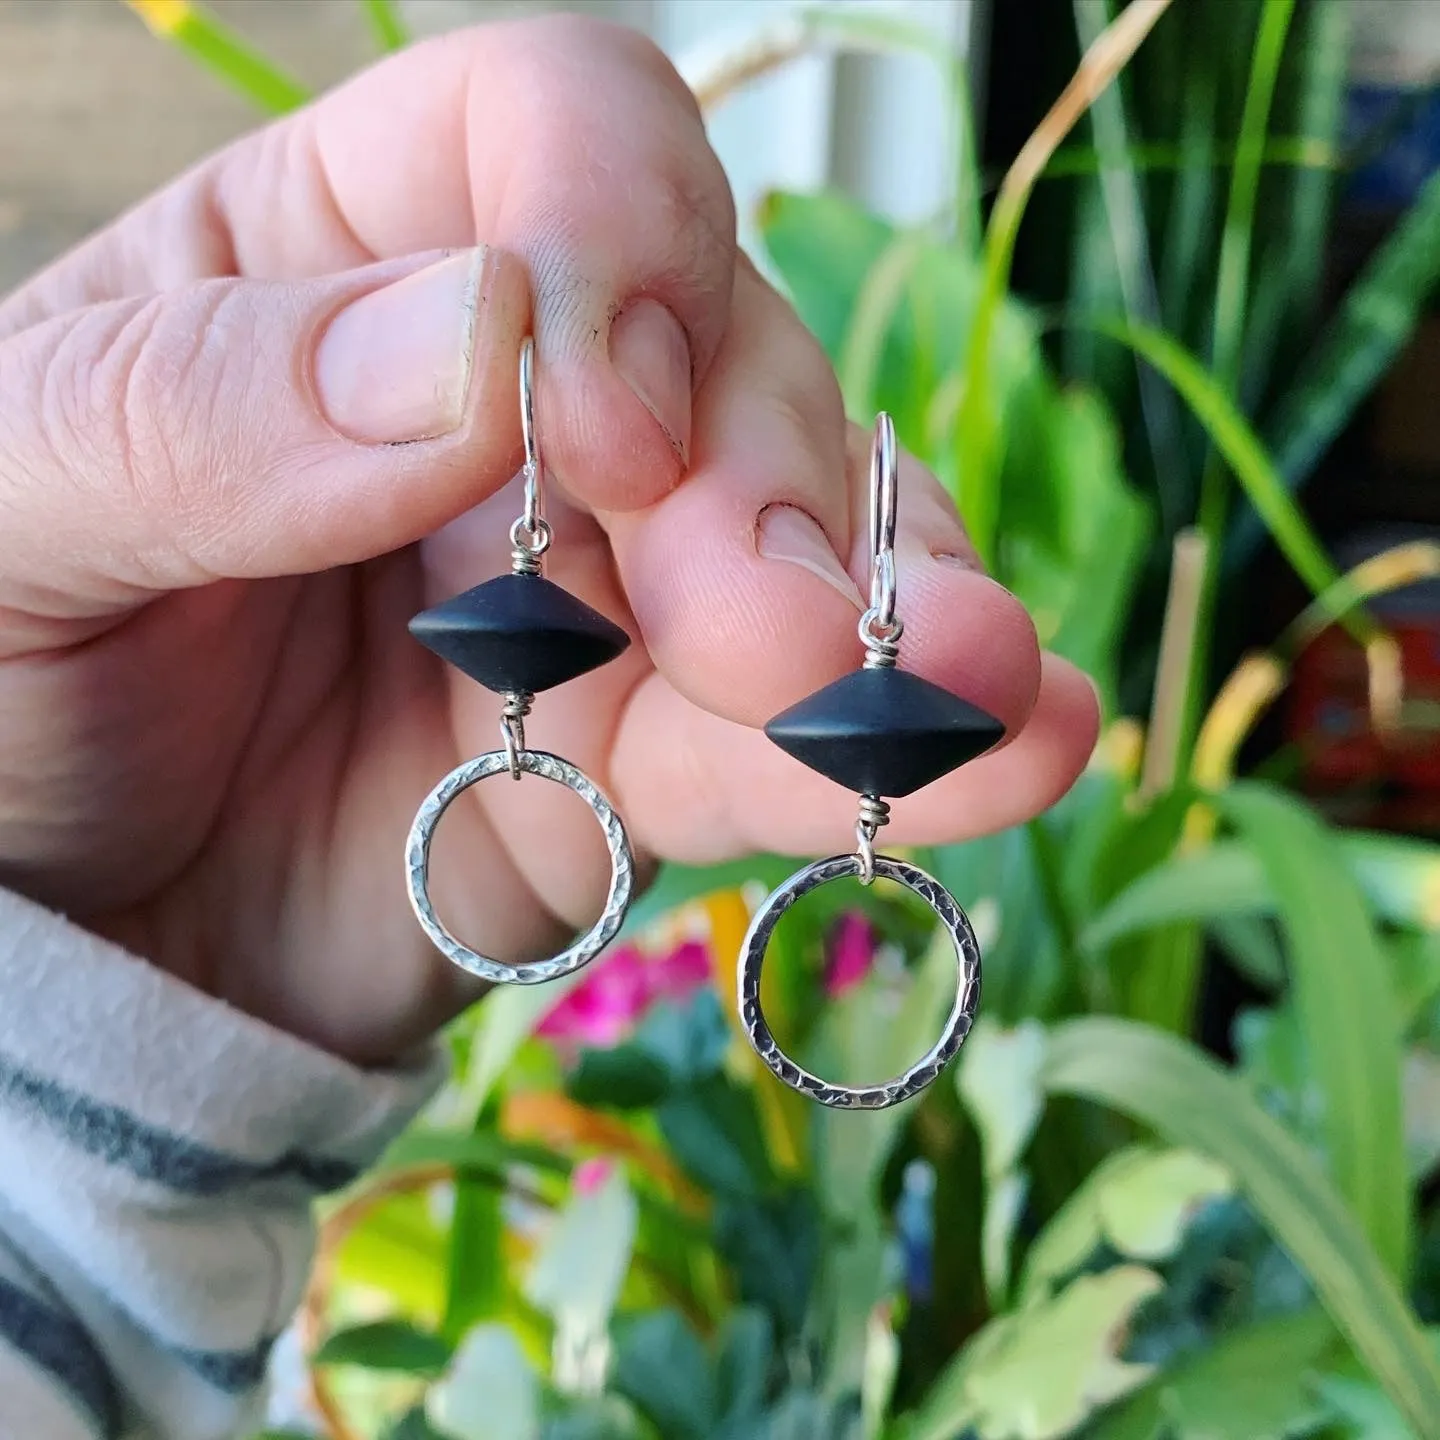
top-left (757, 504), bottom-right (864, 609)
top-left (316, 248), bottom-right (489, 444)
top-left (610, 299), bottom-right (692, 461)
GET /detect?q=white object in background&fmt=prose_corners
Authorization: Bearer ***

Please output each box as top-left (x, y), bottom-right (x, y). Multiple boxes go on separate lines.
top-left (1348, 0), bottom-right (1440, 87)
top-left (405, 0), bottom-right (984, 253)
top-left (669, 0), bottom-right (982, 253)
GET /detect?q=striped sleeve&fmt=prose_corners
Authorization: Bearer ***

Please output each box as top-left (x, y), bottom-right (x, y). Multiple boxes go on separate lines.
top-left (0, 887), bottom-right (447, 1440)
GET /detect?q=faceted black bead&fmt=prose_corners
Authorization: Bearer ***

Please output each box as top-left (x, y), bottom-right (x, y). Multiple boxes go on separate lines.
top-left (764, 666), bottom-right (1004, 798)
top-left (409, 574), bottom-right (629, 694)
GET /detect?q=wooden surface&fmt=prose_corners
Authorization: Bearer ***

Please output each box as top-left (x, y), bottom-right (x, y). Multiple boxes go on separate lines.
top-left (0, 0), bottom-right (514, 294)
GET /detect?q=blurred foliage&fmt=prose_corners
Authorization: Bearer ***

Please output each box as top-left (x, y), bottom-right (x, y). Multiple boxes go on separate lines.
top-left (120, 2), bottom-right (1440, 1438)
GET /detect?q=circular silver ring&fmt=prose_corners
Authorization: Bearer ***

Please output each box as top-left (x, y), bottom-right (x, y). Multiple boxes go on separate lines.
top-left (406, 749), bottom-right (634, 985)
top-left (738, 853), bottom-right (981, 1109)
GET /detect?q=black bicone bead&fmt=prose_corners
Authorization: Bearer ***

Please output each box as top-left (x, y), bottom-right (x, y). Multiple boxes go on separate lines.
top-left (409, 574), bottom-right (629, 694)
top-left (764, 666), bottom-right (1004, 798)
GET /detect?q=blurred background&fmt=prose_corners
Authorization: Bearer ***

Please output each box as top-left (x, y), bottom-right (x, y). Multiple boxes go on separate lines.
top-left (6, 3), bottom-right (1440, 1439)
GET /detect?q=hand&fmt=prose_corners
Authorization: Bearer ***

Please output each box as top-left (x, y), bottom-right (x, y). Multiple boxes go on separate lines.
top-left (0, 16), bottom-right (1097, 1065)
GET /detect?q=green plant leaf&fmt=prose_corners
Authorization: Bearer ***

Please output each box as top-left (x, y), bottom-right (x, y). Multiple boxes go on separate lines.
top-left (360, 0), bottom-right (409, 51)
top-left (658, 1076), bottom-right (774, 1199)
top-left (1070, 0), bottom-right (1188, 508)
top-left (714, 1308), bottom-right (774, 1424)
top-left (1082, 845), bottom-right (1271, 952)
top-left (714, 1188), bottom-right (821, 1342)
top-left (542, 1401), bottom-right (648, 1440)
top-left (1200, 0), bottom-right (1294, 463)
top-left (428, 1325), bottom-right (539, 1440)
top-left (759, 1389), bottom-right (864, 1440)
top-left (314, 1318), bottom-right (453, 1374)
top-left (386, 1410), bottom-right (446, 1440)
top-left (331, 1186), bottom-right (448, 1317)
top-left (444, 1165), bottom-right (504, 1343)
top-left (910, 1266), bottom-right (1163, 1440)
top-left (612, 1310), bottom-right (715, 1440)
top-left (525, 1164), bottom-right (637, 1332)
top-left (1234, 1005), bottom-right (1322, 1138)
top-left (1021, 1146), bottom-right (1232, 1302)
top-left (1316, 1374), bottom-right (1417, 1440)
top-left (759, 190), bottom-right (891, 365)
top-left (957, 1016), bottom-right (1049, 1302)
top-left (1184, 0), bottom-right (1295, 767)
top-left (125, 0), bottom-right (310, 114)
top-left (1077, 318), bottom-right (1369, 641)
top-left (384, 1127), bottom-right (571, 1180)
top-left (1344, 833), bottom-right (1440, 934)
top-left (1090, 1308), bottom-right (1338, 1440)
top-left (1084, 831), bottom-right (1440, 952)
top-left (1211, 915), bottom-right (1286, 989)
top-left (813, 920), bottom-right (964, 1214)
top-left (566, 1045), bottom-right (673, 1110)
top-left (633, 990), bottom-right (732, 1087)
top-left (1234, 167), bottom-right (1440, 566)
top-left (1003, 386), bottom-right (1151, 702)
top-left (455, 968), bottom-right (587, 1116)
top-left (1041, 135), bottom-right (1338, 182)
top-left (1041, 1017), bottom-right (1440, 1438)
top-left (1220, 783), bottom-right (1410, 1280)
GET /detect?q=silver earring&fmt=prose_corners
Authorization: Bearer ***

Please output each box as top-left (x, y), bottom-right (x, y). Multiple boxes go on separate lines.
top-left (405, 338), bottom-right (635, 984)
top-left (738, 414), bottom-right (1003, 1108)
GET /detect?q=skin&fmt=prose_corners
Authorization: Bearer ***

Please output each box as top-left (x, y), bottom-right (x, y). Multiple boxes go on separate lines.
top-left (0, 16), bottom-right (1098, 1066)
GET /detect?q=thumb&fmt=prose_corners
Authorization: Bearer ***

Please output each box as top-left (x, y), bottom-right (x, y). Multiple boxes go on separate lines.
top-left (0, 247), bottom-right (529, 625)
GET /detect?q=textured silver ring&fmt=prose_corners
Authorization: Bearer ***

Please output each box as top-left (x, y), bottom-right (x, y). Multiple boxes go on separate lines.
top-left (406, 749), bottom-right (634, 985)
top-left (738, 853), bottom-right (981, 1109)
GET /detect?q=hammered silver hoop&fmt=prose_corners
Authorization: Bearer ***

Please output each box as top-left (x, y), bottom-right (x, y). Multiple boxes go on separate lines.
top-left (738, 853), bottom-right (981, 1109)
top-left (406, 749), bottom-right (634, 985)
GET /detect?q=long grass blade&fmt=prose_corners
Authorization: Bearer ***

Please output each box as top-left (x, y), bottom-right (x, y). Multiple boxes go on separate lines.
top-left (1187, 0), bottom-right (1296, 759)
top-left (1039, 135), bottom-right (1338, 183)
top-left (1220, 783), bottom-right (1410, 1280)
top-left (1072, 0), bottom-right (1187, 514)
top-left (1078, 317), bottom-right (1377, 644)
top-left (360, 0), bottom-right (410, 52)
top-left (124, 0), bottom-right (310, 114)
top-left (1084, 830), bottom-right (1440, 948)
top-left (1043, 1018), bottom-right (1440, 1439)
top-left (1228, 168), bottom-right (1440, 568)
top-left (956, 0), bottom-right (1172, 566)
top-left (1267, 1), bottom-right (1350, 368)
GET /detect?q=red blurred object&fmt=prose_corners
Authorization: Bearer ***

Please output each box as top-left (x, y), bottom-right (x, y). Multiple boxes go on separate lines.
top-left (1287, 528), bottom-right (1440, 834)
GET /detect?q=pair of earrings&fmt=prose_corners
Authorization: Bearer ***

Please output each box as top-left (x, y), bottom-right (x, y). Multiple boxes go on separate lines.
top-left (405, 340), bottom-right (999, 1110)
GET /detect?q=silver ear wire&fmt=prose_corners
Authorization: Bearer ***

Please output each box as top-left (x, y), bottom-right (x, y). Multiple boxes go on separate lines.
top-left (510, 337), bottom-right (552, 573)
top-left (859, 412), bottom-right (902, 668)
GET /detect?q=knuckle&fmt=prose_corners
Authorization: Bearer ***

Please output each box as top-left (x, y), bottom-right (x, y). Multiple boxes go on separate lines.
top-left (35, 282), bottom-right (257, 582)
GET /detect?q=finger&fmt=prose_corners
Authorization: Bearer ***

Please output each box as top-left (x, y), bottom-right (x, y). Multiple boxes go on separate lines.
top-left (605, 263), bottom-right (1042, 739)
top-left (0, 247), bottom-right (531, 642)
top-left (0, 15), bottom-right (735, 512)
top-left (615, 652), bottom-right (1100, 863)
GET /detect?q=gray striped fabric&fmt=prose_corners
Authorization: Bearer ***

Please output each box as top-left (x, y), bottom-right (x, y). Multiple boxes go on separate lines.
top-left (0, 887), bottom-right (446, 1439)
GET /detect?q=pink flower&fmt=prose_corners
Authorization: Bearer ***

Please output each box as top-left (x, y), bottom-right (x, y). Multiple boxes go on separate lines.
top-left (536, 940), bottom-right (712, 1048)
top-left (825, 914), bottom-right (876, 996)
top-left (648, 940), bottom-right (711, 1001)
top-left (573, 1156), bottom-right (616, 1197)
